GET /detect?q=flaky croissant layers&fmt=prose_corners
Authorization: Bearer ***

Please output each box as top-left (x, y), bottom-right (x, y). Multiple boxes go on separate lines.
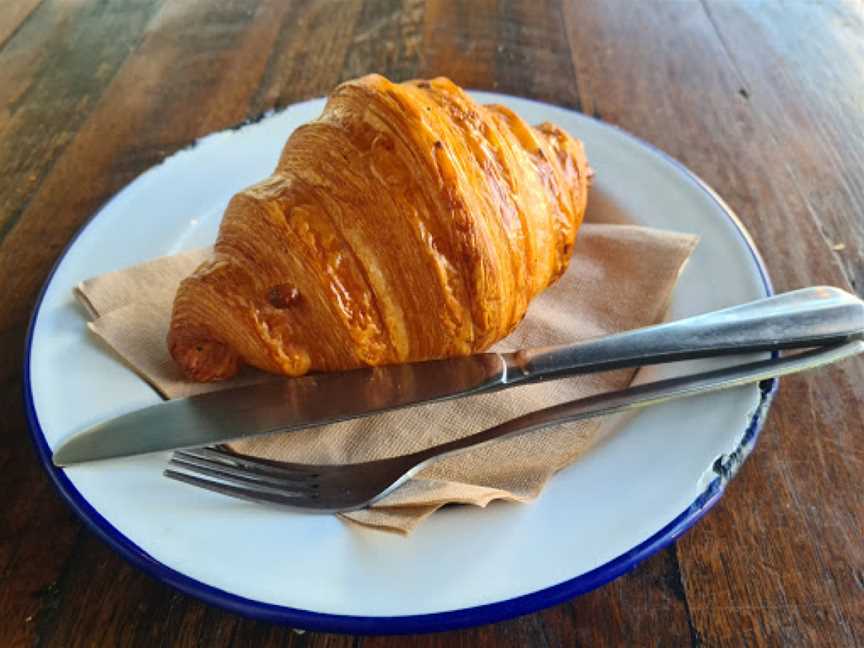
top-left (168, 75), bottom-right (591, 381)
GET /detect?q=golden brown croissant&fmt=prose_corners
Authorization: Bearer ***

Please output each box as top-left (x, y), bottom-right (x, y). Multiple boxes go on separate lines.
top-left (168, 75), bottom-right (590, 381)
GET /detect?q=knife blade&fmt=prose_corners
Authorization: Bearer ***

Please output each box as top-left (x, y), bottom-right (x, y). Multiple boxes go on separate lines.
top-left (51, 353), bottom-right (507, 466)
top-left (52, 286), bottom-right (864, 466)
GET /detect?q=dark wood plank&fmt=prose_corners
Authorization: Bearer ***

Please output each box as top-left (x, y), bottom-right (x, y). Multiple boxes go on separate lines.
top-left (0, 0), bottom-right (43, 50)
top-left (536, 547), bottom-right (696, 646)
top-left (0, 327), bottom-right (84, 647)
top-left (420, 0), bottom-right (497, 88)
top-left (702, 0), bottom-right (864, 293)
top-left (0, 20), bottom-right (165, 566)
top-left (363, 550), bottom-right (694, 647)
top-left (29, 528), bottom-right (353, 647)
top-left (0, 1), bottom-right (67, 118)
top-left (341, 0), bottom-right (424, 86)
top-left (563, 0), bottom-right (864, 645)
top-left (0, 0), bottom-right (294, 335)
top-left (0, 0), bottom-right (165, 241)
top-left (491, 0), bottom-right (581, 110)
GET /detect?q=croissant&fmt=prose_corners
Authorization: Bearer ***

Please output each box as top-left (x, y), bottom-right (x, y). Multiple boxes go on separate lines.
top-left (168, 74), bottom-right (590, 381)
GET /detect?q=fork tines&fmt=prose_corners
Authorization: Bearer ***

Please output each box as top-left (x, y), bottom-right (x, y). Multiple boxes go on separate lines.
top-left (164, 447), bottom-right (321, 507)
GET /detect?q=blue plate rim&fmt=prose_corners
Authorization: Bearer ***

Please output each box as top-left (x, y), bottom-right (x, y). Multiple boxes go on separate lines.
top-left (22, 107), bottom-right (776, 635)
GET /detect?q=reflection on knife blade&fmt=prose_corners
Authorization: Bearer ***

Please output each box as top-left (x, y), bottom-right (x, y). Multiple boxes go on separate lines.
top-left (52, 353), bottom-right (507, 466)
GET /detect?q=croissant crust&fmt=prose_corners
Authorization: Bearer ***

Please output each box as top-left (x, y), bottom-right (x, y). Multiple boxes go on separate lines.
top-left (168, 74), bottom-right (590, 381)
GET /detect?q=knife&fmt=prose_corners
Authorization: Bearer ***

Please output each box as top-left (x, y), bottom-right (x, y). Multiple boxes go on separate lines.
top-left (52, 286), bottom-right (864, 466)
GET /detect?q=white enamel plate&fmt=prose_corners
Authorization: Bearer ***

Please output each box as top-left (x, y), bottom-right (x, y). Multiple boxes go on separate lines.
top-left (26, 93), bottom-right (774, 633)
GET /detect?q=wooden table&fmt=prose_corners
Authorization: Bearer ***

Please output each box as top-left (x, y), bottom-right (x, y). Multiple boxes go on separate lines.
top-left (2, 1), bottom-right (862, 645)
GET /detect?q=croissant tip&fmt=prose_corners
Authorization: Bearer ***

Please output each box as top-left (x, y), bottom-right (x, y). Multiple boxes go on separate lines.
top-left (169, 334), bottom-right (242, 382)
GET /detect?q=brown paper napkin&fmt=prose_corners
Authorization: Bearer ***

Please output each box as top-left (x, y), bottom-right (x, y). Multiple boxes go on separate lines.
top-left (76, 224), bottom-right (697, 534)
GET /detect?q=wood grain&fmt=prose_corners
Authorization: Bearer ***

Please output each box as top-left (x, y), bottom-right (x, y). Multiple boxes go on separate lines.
top-left (0, 0), bottom-right (164, 241)
top-left (562, 1), bottom-right (864, 645)
top-left (0, 0), bottom-right (43, 51)
top-left (1, 0), bottom-right (862, 645)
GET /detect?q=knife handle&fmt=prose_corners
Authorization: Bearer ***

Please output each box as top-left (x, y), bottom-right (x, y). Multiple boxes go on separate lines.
top-left (502, 286), bottom-right (864, 383)
top-left (415, 340), bottom-right (864, 469)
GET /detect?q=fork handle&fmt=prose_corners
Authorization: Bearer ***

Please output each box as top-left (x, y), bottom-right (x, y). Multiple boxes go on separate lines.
top-left (408, 340), bottom-right (863, 467)
top-left (502, 286), bottom-right (864, 384)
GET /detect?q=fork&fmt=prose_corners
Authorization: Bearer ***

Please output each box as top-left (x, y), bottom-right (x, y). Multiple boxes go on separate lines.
top-left (164, 340), bottom-right (862, 513)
